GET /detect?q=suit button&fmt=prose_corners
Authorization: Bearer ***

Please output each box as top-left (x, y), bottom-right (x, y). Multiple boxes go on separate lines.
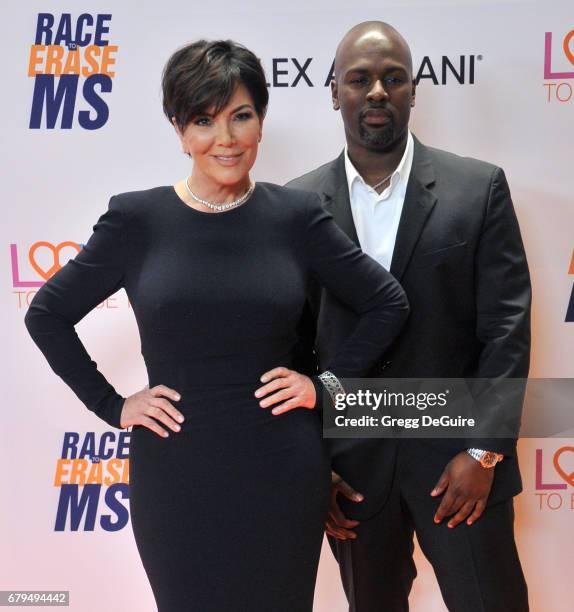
top-left (381, 360), bottom-right (392, 372)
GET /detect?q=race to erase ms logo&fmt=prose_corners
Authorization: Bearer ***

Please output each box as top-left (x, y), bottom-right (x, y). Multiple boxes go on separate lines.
top-left (54, 432), bottom-right (130, 531)
top-left (534, 446), bottom-right (574, 511)
top-left (543, 28), bottom-right (574, 103)
top-left (28, 13), bottom-right (118, 129)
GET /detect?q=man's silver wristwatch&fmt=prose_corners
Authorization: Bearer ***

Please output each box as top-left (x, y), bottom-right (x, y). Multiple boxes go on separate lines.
top-left (467, 448), bottom-right (504, 468)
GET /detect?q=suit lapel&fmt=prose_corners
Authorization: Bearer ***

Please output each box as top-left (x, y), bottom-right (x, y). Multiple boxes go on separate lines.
top-left (390, 138), bottom-right (437, 280)
top-left (320, 138), bottom-right (438, 280)
top-left (320, 152), bottom-right (360, 246)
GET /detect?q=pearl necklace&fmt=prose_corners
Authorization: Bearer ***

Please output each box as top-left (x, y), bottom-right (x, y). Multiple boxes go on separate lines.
top-left (185, 177), bottom-right (255, 212)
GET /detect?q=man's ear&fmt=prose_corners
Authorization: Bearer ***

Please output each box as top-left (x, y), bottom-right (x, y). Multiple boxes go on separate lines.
top-left (331, 79), bottom-right (340, 111)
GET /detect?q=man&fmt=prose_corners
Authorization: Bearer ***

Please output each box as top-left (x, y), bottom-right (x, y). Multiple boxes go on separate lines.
top-left (287, 21), bottom-right (531, 612)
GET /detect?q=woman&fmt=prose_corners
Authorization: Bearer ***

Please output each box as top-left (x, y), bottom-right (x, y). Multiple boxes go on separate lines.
top-left (24, 40), bottom-right (409, 611)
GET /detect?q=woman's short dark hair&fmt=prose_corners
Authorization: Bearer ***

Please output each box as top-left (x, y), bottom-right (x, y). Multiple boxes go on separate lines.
top-left (162, 39), bottom-right (269, 131)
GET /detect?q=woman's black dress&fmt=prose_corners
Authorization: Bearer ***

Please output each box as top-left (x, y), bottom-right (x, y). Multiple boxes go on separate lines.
top-left (24, 183), bottom-right (408, 611)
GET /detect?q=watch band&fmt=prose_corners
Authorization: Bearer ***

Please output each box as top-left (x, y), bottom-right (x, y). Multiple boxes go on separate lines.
top-left (467, 448), bottom-right (486, 462)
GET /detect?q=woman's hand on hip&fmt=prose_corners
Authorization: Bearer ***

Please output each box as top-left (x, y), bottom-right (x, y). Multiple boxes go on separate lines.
top-left (255, 367), bottom-right (316, 415)
top-left (120, 384), bottom-right (185, 437)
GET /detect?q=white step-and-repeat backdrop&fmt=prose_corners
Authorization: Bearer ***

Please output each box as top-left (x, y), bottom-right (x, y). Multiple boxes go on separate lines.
top-left (3, 0), bottom-right (573, 610)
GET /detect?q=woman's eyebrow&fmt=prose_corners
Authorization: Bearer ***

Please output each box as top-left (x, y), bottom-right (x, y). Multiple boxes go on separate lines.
top-left (231, 103), bottom-right (254, 113)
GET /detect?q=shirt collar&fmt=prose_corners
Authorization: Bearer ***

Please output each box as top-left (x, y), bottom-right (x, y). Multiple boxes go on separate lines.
top-left (344, 130), bottom-right (414, 201)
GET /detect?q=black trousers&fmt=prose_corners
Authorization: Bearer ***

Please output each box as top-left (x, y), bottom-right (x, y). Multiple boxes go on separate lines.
top-left (328, 441), bottom-right (529, 612)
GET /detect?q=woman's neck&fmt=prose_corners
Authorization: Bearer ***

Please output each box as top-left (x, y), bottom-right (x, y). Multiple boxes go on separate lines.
top-left (188, 171), bottom-right (252, 205)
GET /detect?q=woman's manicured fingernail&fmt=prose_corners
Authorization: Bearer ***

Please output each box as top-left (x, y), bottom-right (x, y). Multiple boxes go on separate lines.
top-left (177, 415), bottom-right (184, 422)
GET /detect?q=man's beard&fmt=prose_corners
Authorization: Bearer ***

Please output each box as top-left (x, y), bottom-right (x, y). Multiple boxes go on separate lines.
top-left (358, 118), bottom-right (395, 148)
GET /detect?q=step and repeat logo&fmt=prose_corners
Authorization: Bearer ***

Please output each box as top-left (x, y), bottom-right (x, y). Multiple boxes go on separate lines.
top-left (11, 240), bottom-right (80, 309)
top-left (543, 29), bottom-right (574, 103)
top-left (266, 54), bottom-right (482, 88)
top-left (11, 240), bottom-right (81, 289)
top-left (534, 446), bottom-right (574, 511)
top-left (54, 432), bottom-right (130, 531)
top-left (567, 250), bottom-right (574, 322)
top-left (28, 13), bottom-right (117, 129)
top-left (10, 240), bottom-right (128, 309)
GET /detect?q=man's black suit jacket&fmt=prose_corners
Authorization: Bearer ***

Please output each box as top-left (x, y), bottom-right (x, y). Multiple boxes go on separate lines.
top-left (287, 136), bottom-right (532, 519)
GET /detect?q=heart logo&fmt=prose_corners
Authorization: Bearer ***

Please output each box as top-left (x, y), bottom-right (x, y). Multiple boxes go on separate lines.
top-left (29, 241), bottom-right (81, 280)
top-left (564, 30), bottom-right (574, 67)
top-left (553, 446), bottom-right (574, 487)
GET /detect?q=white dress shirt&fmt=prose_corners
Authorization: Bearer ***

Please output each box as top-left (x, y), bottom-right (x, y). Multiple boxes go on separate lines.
top-left (344, 131), bottom-right (414, 270)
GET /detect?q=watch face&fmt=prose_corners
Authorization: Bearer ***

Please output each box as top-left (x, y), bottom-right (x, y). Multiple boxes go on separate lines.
top-left (481, 452), bottom-right (499, 468)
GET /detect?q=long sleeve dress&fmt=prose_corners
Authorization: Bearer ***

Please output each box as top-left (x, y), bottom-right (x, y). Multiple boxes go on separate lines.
top-left (24, 182), bottom-right (409, 612)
